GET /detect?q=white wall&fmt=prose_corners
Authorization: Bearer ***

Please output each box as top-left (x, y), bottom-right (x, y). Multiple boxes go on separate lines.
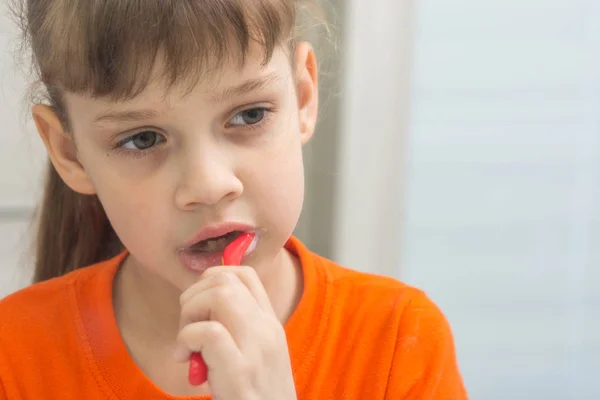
top-left (0, 6), bottom-right (44, 297)
top-left (400, 0), bottom-right (600, 398)
top-left (332, 0), bottom-right (414, 278)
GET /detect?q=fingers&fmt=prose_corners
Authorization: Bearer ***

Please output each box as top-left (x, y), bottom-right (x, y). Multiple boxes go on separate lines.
top-left (180, 266), bottom-right (274, 313)
top-left (174, 266), bottom-right (295, 398)
top-left (179, 274), bottom-right (259, 345)
top-left (174, 320), bottom-right (242, 370)
top-left (209, 266), bottom-right (274, 313)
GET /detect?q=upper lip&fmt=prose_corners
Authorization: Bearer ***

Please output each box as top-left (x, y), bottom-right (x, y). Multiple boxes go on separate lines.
top-left (181, 222), bottom-right (254, 249)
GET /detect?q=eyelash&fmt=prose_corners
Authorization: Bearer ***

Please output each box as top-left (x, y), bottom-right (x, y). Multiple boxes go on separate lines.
top-left (226, 106), bottom-right (275, 131)
top-left (112, 106), bottom-right (275, 159)
top-left (112, 130), bottom-right (166, 160)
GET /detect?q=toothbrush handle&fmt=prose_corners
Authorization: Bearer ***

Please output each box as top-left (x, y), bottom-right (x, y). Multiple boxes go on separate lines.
top-left (188, 353), bottom-right (208, 386)
top-left (188, 232), bottom-right (256, 386)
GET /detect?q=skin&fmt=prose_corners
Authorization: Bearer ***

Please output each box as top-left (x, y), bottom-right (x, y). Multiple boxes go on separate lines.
top-left (32, 42), bottom-right (319, 398)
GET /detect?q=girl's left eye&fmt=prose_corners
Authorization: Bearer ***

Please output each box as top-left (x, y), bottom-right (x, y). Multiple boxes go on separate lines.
top-left (228, 108), bottom-right (268, 127)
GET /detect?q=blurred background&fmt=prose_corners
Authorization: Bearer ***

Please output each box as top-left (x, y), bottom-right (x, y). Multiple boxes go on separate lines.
top-left (1, 0), bottom-right (599, 399)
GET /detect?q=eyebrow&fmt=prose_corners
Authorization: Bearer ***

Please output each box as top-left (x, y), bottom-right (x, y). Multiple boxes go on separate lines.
top-left (93, 73), bottom-right (281, 124)
top-left (209, 72), bottom-right (281, 103)
top-left (94, 108), bottom-right (163, 125)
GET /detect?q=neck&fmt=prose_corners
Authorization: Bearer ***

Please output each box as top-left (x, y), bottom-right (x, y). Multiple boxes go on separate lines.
top-left (113, 247), bottom-right (303, 349)
top-left (114, 258), bottom-right (181, 346)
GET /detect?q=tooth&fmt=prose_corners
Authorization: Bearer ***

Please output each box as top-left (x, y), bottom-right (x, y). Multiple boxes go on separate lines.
top-left (206, 239), bottom-right (218, 252)
top-left (191, 234), bottom-right (235, 253)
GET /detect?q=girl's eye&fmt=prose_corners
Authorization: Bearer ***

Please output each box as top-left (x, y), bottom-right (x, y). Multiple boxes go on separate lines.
top-left (119, 130), bottom-right (164, 150)
top-left (228, 108), bottom-right (267, 126)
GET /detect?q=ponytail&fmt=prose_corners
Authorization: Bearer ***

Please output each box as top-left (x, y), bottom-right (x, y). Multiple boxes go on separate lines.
top-left (33, 160), bottom-right (122, 283)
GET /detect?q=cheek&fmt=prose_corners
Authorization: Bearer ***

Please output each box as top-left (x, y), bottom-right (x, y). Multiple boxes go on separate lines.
top-left (76, 146), bottom-right (172, 252)
top-left (95, 180), bottom-right (163, 249)
top-left (250, 128), bottom-right (305, 234)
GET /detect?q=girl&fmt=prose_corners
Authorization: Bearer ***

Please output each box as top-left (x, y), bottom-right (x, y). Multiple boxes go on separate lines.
top-left (0, 0), bottom-right (467, 399)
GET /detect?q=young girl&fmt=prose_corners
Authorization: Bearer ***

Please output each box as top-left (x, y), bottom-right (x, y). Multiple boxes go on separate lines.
top-left (0, 0), bottom-right (467, 398)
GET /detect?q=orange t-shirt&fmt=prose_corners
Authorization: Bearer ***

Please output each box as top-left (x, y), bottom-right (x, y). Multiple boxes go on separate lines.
top-left (0, 237), bottom-right (467, 399)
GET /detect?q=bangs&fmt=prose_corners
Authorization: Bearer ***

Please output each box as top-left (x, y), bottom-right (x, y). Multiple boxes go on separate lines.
top-left (24, 0), bottom-right (296, 100)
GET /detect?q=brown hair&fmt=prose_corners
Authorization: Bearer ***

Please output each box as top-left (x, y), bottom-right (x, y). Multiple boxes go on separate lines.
top-left (10, 0), bottom-right (325, 283)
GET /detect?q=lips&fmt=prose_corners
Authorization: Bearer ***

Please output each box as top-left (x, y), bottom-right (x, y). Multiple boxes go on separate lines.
top-left (182, 222), bottom-right (255, 249)
top-left (178, 222), bottom-right (258, 273)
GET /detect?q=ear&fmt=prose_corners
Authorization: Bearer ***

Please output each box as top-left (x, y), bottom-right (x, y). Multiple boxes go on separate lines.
top-left (32, 105), bottom-right (96, 195)
top-left (294, 42), bottom-right (319, 145)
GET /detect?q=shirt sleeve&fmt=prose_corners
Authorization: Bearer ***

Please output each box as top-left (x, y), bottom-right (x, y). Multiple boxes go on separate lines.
top-left (384, 291), bottom-right (468, 399)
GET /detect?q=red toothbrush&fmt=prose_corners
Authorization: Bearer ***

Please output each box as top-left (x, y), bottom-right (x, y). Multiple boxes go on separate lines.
top-left (188, 232), bottom-right (256, 386)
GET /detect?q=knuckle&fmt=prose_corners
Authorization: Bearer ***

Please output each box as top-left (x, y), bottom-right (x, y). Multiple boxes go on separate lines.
top-left (215, 280), bottom-right (237, 300)
top-left (179, 321), bottom-right (226, 347)
top-left (179, 298), bottom-right (202, 321)
top-left (179, 304), bottom-right (193, 324)
top-left (203, 321), bottom-right (226, 343)
top-left (178, 323), bottom-right (198, 344)
top-left (239, 265), bottom-right (257, 279)
top-left (214, 271), bottom-right (237, 287)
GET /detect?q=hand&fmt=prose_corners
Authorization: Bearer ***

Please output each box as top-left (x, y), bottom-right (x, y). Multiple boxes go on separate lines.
top-left (174, 266), bottom-right (297, 400)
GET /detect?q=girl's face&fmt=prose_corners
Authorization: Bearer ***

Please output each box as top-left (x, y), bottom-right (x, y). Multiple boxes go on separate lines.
top-left (52, 43), bottom-right (318, 290)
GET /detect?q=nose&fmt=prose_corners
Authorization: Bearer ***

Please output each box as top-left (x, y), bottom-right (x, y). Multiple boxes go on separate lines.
top-left (174, 145), bottom-right (243, 211)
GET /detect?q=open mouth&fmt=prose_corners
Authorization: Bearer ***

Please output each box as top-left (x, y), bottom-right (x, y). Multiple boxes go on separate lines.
top-left (187, 230), bottom-right (244, 253)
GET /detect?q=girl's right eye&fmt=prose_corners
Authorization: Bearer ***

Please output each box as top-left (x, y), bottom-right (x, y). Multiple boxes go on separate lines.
top-left (118, 130), bottom-right (165, 151)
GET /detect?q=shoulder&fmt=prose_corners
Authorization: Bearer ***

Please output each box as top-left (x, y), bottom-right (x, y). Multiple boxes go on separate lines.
top-left (315, 258), bottom-right (466, 397)
top-left (289, 236), bottom-right (439, 323)
top-left (0, 257), bottom-right (121, 389)
top-left (1, 271), bottom-right (75, 317)
top-left (0, 270), bottom-right (85, 380)
top-left (299, 248), bottom-right (442, 343)
top-left (322, 256), bottom-right (452, 338)
top-left (0, 256), bottom-right (125, 399)
top-left (289, 236), bottom-right (417, 299)
top-left (289, 236), bottom-right (448, 325)
top-left (0, 269), bottom-right (81, 336)
top-left (289, 239), bottom-right (467, 398)
top-left (316, 251), bottom-right (429, 313)
top-left (0, 259), bottom-right (116, 344)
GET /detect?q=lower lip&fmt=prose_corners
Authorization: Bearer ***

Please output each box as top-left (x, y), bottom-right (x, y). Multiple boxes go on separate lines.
top-left (178, 234), bottom-right (259, 273)
top-left (178, 251), bottom-right (224, 273)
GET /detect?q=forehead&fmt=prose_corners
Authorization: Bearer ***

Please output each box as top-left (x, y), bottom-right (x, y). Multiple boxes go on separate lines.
top-left (63, 44), bottom-right (294, 120)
